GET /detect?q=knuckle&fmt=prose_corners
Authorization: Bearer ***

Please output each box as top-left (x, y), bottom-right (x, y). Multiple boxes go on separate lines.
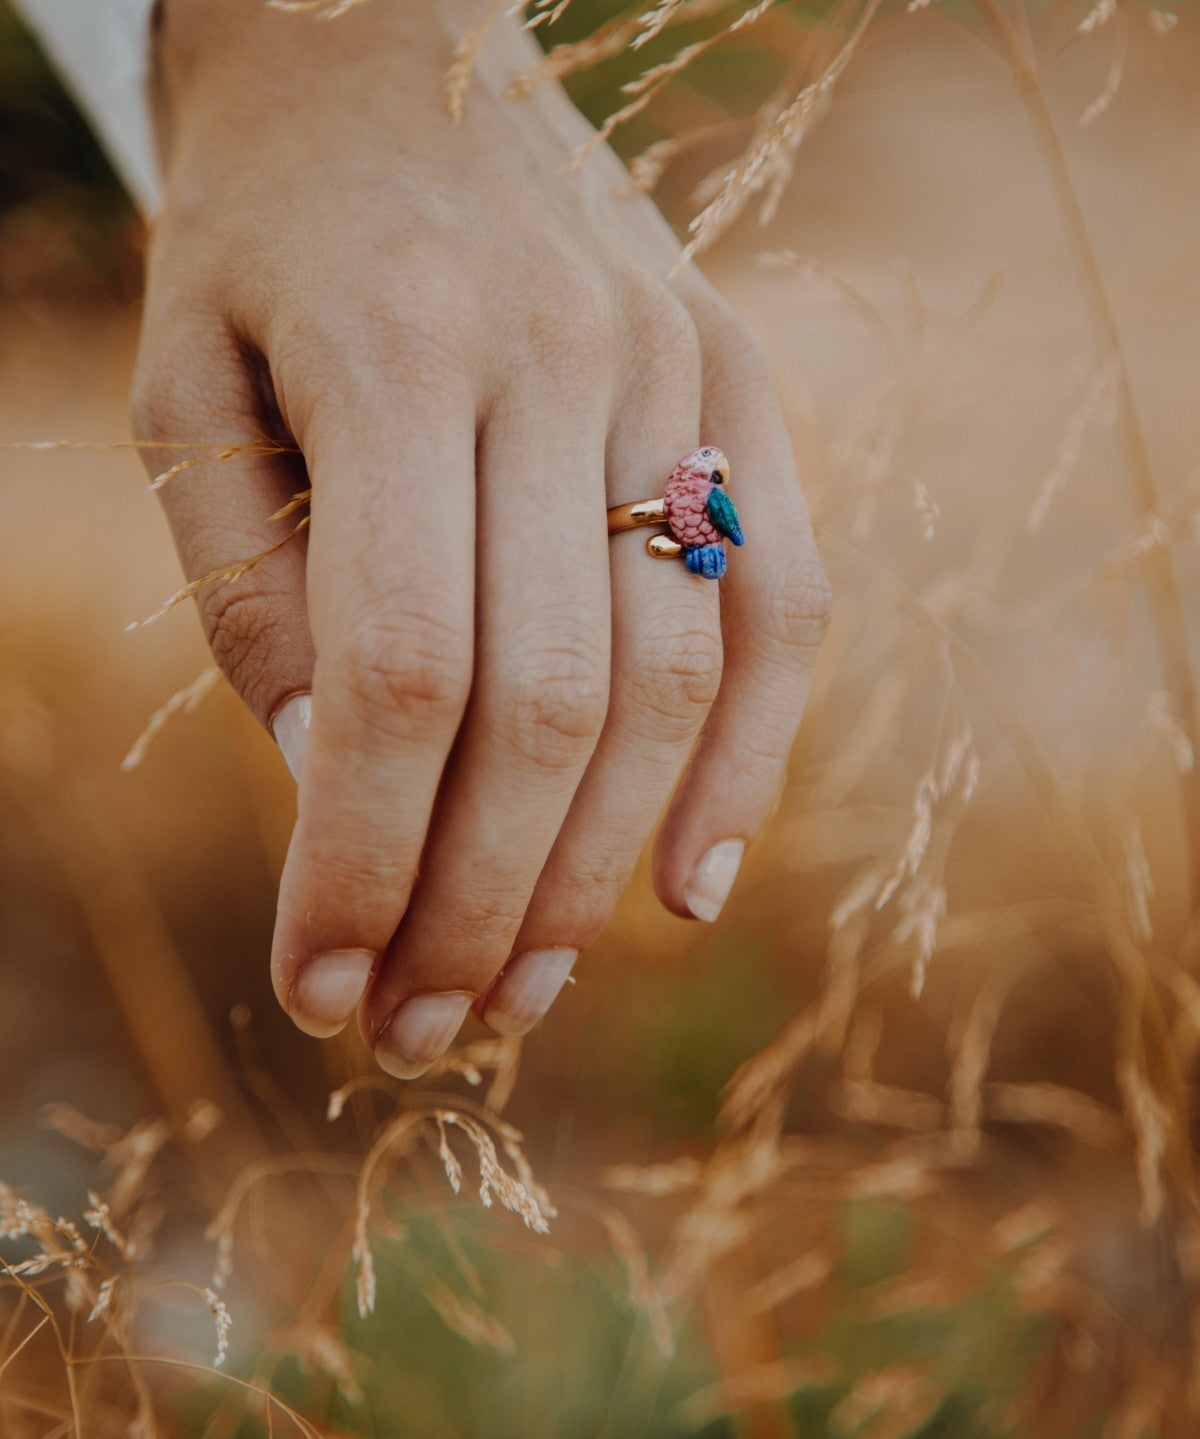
top-left (528, 871), bottom-right (631, 950)
top-left (497, 630), bottom-right (610, 770)
top-left (440, 888), bottom-right (526, 956)
top-left (275, 299), bottom-right (469, 424)
top-left (701, 307), bottom-right (775, 401)
top-left (769, 555), bottom-right (833, 652)
top-left (448, 912), bottom-right (520, 957)
top-left (129, 308), bottom-right (242, 445)
top-left (628, 283), bottom-right (701, 392)
top-left (129, 361), bottom-right (209, 446)
top-left (128, 379), bottom-right (175, 444)
top-left (295, 836), bottom-right (405, 916)
top-left (337, 612), bottom-right (472, 738)
top-left (518, 268), bottom-right (614, 383)
top-left (569, 845), bottom-right (640, 903)
top-left (357, 300), bottom-right (468, 378)
top-left (623, 618), bottom-right (722, 740)
top-left (202, 583), bottom-right (290, 719)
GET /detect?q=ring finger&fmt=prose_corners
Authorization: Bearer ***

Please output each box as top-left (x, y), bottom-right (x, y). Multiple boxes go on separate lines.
top-left (479, 307), bottom-right (723, 1034)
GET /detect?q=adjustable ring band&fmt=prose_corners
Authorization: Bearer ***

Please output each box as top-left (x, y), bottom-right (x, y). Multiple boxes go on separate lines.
top-left (605, 446), bottom-right (744, 581)
top-left (606, 498), bottom-right (666, 533)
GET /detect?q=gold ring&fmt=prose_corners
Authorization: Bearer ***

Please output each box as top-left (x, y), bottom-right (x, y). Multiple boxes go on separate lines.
top-left (606, 446), bottom-right (743, 580)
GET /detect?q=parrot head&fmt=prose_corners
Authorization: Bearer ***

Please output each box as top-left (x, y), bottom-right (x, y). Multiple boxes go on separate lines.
top-left (692, 445), bottom-right (730, 486)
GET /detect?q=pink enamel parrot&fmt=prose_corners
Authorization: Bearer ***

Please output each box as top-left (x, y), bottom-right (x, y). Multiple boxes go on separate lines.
top-left (663, 446), bottom-right (744, 579)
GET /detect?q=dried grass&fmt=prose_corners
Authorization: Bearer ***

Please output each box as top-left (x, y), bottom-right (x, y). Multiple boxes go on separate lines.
top-left (0, 1043), bottom-right (558, 1436)
top-left (4, 0), bottom-right (1200, 1432)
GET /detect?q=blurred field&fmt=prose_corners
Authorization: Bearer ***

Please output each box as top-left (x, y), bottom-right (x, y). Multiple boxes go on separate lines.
top-left (3, 2), bottom-right (1200, 1436)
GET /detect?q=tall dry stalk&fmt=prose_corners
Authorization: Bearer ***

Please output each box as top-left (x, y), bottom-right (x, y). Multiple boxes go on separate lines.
top-left (973, 0), bottom-right (1200, 917)
top-left (968, 0), bottom-right (1200, 1402)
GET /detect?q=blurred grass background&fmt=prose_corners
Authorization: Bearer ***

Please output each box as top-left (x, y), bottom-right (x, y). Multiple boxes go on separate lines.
top-left (3, 1), bottom-right (1200, 1435)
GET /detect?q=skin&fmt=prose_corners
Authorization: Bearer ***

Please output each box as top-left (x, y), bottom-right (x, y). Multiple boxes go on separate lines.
top-left (133, 0), bottom-right (831, 1076)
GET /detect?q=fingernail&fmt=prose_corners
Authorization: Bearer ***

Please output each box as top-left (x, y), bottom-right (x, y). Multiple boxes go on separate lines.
top-left (289, 948), bottom-right (374, 1037)
top-left (684, 839), bottom-right (746, 922)
top-left (376, 992), bottom-right (473, 1079)
top-left (484, 948), bottom-right (577, 1036)
top-left (272, 692), bottom-right (312, 782)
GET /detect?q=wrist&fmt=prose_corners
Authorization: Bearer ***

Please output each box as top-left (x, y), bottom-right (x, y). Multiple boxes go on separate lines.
top-left (154, 0), bottom-right (480, 97)
top-left (155, 0), bottom-right (275, 89)
top-left (153, 3), bottom-right (418, 181)
top-left (151, 0), bottom-right (523, 167)
top-left (148, 1), bottom-right (598, 216)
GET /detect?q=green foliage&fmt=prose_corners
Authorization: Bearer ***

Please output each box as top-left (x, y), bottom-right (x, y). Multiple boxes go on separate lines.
top-left (783, 1200), bottom-right (1061, 1439)
top-left (586, 937), bottom-right (795, 1138)
top-left (192, 1209), bottom-right (725, 1439)
top-left (541, 0), bottom-right (797, 157)
top-left (185, 1194), bottom-right (1094, 1439)
top-left (836, 1198), bottom-right (914, 1288)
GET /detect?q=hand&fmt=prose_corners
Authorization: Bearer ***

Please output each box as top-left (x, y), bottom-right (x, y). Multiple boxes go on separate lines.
top-left (131, 0), bottom-right (830, 1076)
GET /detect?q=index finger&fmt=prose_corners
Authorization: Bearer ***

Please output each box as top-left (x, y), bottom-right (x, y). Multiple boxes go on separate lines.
top-left (269, 349), bottom-right (478, 1037)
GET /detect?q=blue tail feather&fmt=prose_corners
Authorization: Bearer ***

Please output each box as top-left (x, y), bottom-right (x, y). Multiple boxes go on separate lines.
top-left (685, 544), bottom-right (727, 579)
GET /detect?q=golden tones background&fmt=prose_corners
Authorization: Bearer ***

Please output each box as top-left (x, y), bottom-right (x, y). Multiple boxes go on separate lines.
top-left (2, 4), bottom-right (1199, 1436)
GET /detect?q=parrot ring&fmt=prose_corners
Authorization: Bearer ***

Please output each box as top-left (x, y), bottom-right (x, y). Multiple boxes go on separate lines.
top-left (606, 446), bottom-right (744, 581)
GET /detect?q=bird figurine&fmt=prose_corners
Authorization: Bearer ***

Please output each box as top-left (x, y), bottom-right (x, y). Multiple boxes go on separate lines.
top-left (662, 446), bottom-right (744, 579)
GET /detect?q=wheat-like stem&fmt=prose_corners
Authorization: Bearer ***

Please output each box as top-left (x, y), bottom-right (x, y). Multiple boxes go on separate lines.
top-left (975, 0), bottom-right (1200, 919)
top-left (822, 530), bottom-right (1196, 1219)
top-left (119, 665), bottom-right (222, 772)
top-left (71, 1354), bottom-right (325, 1437)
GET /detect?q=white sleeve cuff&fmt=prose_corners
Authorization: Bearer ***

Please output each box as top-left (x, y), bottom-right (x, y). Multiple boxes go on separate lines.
top-left (10, 0), bottom-right (162, 214)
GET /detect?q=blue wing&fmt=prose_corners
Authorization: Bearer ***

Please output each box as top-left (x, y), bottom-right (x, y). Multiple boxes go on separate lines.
top-left (706, 488), bottom-right (745, 546)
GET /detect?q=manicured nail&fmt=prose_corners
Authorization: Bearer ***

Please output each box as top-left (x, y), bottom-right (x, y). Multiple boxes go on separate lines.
top-left (272, 692), bottom-right (312, 782)
top-left (289, 948), bottom-right (374, 1037)
top-left (684, 839), bottom-right (746, 922)
top-left (484, 948), bottom-right (577, 1036)
top-left (376, 992), bottom-right (473, 1079)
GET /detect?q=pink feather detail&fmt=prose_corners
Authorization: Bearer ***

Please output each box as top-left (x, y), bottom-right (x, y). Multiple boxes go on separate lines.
top-left (664, 454), bottom-right (722, 548)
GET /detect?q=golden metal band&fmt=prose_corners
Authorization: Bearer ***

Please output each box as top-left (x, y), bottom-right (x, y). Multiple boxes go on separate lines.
top-left (606, 497), bottom-right (666, 533)
top-left (606, 497), bottom-right (681, 558)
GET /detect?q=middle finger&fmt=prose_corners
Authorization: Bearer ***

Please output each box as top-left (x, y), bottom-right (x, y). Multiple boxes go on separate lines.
top-left (363, 384), bottom-right (613, 1076)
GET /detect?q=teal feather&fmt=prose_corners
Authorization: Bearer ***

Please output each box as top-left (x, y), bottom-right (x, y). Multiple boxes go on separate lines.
top-left (706, 488), bottom-right (745, 545)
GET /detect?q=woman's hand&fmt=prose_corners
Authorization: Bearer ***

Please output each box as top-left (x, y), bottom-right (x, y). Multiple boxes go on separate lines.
top-left (132, 0), bottom-right (830, 1076)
